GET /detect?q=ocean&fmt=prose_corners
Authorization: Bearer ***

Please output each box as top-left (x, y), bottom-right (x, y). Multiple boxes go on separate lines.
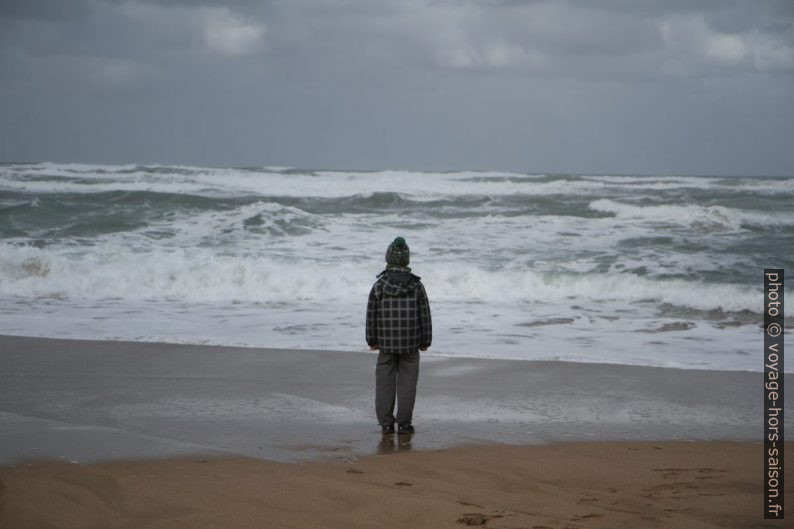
top-left (0, 162), bottom-right (791, 372)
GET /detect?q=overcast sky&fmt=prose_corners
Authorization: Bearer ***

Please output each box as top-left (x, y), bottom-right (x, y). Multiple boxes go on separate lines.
top-left (1, 0), bottom-right (793, 175)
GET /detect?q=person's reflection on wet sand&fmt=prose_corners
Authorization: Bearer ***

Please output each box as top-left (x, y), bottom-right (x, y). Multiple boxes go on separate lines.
top-left (377, 433), bottom-right (414, 454)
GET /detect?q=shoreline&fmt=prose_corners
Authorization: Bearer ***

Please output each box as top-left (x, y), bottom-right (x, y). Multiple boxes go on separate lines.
top-left (0, 332), bottom-right (775, 374)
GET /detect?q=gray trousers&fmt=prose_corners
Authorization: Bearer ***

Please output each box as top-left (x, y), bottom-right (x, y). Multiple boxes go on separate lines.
top-left (375, 350), bottom-right (420, 427)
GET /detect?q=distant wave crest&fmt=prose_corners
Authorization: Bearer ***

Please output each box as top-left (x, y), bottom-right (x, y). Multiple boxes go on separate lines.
top-left (589, 199), bottom-right (794, 229)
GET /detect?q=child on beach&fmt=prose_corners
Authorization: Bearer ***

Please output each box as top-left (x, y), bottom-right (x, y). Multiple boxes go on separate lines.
top-left (366, 237), bottom-right (432, 435)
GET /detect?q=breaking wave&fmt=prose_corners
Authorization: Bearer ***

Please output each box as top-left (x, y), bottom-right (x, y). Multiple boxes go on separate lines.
top-left (0, 244), bottom-right (760, 312)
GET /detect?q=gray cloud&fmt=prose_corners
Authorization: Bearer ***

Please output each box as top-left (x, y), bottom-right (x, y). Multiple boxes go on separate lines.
top-left (0, 0), bottom-right (792, 175)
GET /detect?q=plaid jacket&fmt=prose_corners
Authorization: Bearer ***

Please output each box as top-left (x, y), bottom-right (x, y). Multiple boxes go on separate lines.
top-left (366, 268), bottom-right (432, 355)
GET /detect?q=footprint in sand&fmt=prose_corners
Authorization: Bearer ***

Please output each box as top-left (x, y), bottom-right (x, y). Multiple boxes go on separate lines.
top-left (457, 510), bottom-right (504, 525)
top-left (572, 513), bottom-right (604, 521)
top-left (456, 512), bottom-right (505, 526)
top-left (456, 513), bottom-right (486, 526)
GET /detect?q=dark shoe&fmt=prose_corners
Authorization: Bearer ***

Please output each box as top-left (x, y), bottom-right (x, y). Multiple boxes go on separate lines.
top-left (381, 423), bottom-right (395, 434)
top-left (397, 423), bottom-right (414, 435)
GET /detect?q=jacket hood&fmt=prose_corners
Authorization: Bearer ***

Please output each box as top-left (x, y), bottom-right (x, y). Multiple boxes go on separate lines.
top-left (378, 269), bottom-right (420, 296)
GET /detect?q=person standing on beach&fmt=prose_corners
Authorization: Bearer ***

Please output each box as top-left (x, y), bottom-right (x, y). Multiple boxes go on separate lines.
top-left (366, 237), bottom-right (432, 435)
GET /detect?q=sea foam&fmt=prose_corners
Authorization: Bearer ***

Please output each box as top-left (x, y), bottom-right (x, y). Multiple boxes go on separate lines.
top-left (1, 163), bottom-right (791, 372)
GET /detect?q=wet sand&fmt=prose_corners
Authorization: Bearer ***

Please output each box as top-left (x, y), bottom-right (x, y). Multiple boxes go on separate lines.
top-left (0, 335), bottom-right (775, 464)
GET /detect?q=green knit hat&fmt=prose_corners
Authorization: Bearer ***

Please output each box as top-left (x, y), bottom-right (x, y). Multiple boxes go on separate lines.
top-left (385, 236), bottom-right (410, 267)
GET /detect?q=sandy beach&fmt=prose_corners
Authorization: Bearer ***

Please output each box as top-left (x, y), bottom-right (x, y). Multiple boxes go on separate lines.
top-left (2, 441), bottom-right (791, 529)
top-left (0, 334), bottom-right (790, 528)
